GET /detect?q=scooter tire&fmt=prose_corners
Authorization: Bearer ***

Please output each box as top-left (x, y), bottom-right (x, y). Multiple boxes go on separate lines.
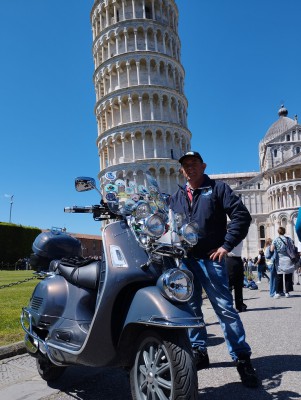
top-left (130, 329), bottom-right (198, 400)
top-left (36, 353), bottom-right (66, 382)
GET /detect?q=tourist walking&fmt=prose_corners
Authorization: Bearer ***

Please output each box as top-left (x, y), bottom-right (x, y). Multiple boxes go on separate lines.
top-left (264, 238), bottom-right (277, 297)
top-left (247, 258), bottom-right (253, 278)
top-left (255, 249), bottom-right (270, 284)
top-left (270, 227), bottom-right (295, 298)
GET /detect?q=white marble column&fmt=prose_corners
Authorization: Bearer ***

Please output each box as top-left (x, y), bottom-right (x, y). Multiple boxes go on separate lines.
top-left (149, 95), bottom-right (154, 120)
top-left (116, 64), bottom-right (121, 88)
top-left (118, 97), bottom-right (123, 124)
top-left (142, 132), bottom-right (146, 158)
top-left (126, 61), bottom-right (130, 86)
top-left (138, 96), bottom-right (143, 121)
top-left (122, 0), bottom-right (126, 20)
top-left (136, 61), bottom-right (140, 84)
top-left (134, 29), bottom-right (138, 50)
top-left (128, 96), bottom-right (133, 122)
top-left (131, 133), bottom-right (135, 160)
top-left (132, 0), bottom-right (136, 18)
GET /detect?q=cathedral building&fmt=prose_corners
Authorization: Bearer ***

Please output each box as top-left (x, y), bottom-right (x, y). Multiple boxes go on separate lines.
top-left (211, 105), bottom-right (301, 257)
top-left (90, 1), bottom-right (301, 257)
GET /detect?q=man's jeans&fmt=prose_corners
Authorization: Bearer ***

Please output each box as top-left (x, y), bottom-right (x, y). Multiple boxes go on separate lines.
top-left (185, 257), bottom-right (251, 361)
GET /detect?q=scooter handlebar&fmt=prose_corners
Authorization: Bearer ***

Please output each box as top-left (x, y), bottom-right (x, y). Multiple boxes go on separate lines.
top-left (64, 206), bottom-right (94, 213)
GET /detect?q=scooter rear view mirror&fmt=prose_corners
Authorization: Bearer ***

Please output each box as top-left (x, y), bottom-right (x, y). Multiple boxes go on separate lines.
top-left (75, 177), bottom-right (96, 192)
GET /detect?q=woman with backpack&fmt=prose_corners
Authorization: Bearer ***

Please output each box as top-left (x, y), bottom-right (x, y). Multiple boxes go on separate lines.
top-left (270, 227), bottom-right (295, 298)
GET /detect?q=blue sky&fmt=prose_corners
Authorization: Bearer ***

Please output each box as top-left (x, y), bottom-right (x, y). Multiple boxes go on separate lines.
top-left (1, 0), bottom-right (301, 236)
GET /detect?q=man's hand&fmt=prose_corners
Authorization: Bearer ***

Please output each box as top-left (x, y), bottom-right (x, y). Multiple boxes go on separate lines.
top-left (209, 247), bottom-right (228, 262)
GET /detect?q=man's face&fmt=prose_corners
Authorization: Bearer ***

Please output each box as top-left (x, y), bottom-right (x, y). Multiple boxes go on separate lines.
top-left (180, 157), bottom-right (206, 182)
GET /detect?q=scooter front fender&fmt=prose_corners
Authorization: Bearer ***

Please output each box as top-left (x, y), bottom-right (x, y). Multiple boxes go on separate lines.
top-left (123, 286), bottom-right (204, 329)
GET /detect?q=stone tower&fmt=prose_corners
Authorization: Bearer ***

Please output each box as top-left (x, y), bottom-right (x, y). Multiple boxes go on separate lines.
top-left (90, 0), bottom-right (191, 193)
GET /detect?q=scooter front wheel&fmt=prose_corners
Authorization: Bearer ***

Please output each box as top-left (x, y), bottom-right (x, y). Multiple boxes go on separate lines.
top-left (36, 353), bottom-right (66, 382)
top-left (130, 329), bottom-right (198, 400)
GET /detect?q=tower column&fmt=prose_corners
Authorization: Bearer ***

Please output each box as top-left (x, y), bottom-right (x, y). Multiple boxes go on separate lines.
top-left (136, 61), bottom-right (140, 85)
top-left (142, 132), bottom-right (146, 158)
top-left (128, 96), bottom-right (133, 122)
top-left (131, 133), bottom-right (135, 160)
top-left (118, 97), bottom-right (123, 124)
top-left (139, 96), bottom-right (143, 121)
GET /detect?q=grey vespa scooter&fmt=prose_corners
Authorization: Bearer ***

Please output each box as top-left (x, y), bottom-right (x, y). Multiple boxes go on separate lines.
top-left (21, 171), bottom-right (203, 400)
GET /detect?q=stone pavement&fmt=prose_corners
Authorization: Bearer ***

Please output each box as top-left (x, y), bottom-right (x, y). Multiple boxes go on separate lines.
top-left (0, 279), bottom-right (300, 399)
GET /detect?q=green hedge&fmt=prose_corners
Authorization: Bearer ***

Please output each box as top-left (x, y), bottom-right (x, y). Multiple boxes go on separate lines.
top-left (0, 223), bottom-right (41, 264)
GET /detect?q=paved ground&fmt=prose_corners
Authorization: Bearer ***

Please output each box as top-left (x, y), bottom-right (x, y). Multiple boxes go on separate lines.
top-left (0, 279), bottom-right (301, 399)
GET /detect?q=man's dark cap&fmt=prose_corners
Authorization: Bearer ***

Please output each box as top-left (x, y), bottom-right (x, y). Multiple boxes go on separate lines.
top-left (179, 151), bottom-right (203, 164)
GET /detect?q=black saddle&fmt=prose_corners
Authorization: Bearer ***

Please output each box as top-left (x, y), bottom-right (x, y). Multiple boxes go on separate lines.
top-left (50, 257), bottom-right (101, 290)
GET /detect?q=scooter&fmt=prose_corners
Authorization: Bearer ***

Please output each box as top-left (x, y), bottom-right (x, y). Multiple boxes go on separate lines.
top-left (21, 171), bottom-right (203, 400)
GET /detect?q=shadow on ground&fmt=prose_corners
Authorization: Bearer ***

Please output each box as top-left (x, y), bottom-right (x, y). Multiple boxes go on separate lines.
top-left (45, 354), bottom-right (301, 400)
top-left (198, 354), bottom-right (301, 400)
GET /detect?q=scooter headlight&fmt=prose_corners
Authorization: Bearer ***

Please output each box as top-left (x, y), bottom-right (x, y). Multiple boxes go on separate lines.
top-left (134, 201), bottom-right (151, 220)
top-left (140, 214), bottom-right (165, 238)
top-left (180, 222), bottom-right (199, 245)
top-left (158, 268), bottom-right (193, 302)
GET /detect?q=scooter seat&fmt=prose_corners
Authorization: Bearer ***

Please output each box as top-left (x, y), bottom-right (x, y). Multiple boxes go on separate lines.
top-left (56, 258), bottom-right (101, 290)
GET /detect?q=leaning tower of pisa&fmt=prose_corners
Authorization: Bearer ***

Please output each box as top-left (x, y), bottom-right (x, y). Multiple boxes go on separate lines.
top-left (90, 0), bottom-right (191, 194)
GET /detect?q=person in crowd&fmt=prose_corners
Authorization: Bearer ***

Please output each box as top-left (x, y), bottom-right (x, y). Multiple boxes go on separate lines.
top-left (270, 227), bottom-right (295, 298)
top-left (247, 258), bottom-right (254, 278)
top-left (225, 241), bottom-right (247, 312)
top-left (264, 238), bottom-right (277, 297)
top-left (169, 151), bottom-right (259, 388)
top-left (255, 249), bottom-right (270, 284)
top-left (244, 276), bottom-right (258, 290)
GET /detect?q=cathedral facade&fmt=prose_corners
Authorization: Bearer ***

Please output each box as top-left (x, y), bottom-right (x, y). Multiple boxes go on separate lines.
top-left (211, 106), bottom-right (301, 258)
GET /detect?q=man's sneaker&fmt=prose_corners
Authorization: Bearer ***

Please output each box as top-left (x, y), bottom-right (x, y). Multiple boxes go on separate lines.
top-left (192, 348), bottom-right (210, 371)
top-left (274, 293), bottom-right (281, 299)
top-left (285, 293), bottom-right (290, 297)
top-left (236, 357), bottom-right (259, 388)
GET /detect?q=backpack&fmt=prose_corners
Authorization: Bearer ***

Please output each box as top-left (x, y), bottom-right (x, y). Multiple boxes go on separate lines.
top-left (280, 236), bottom-right (300, 265)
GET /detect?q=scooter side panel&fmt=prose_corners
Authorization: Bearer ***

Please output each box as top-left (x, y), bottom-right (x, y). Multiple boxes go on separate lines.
top-left (51, 221), bottom-right (156, 366)
top-left (123, 286), bottom-right (204, 328)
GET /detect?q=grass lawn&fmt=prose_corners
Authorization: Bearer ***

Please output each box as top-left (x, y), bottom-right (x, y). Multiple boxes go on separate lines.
top-left (0, 270), bottom-right (39, 346)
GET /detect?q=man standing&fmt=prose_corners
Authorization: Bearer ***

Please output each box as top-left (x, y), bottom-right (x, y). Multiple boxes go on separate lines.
top-left (170, 151), bottom-right (259, 388)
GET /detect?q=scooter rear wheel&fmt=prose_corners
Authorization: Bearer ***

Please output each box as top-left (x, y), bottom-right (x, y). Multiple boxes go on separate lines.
top-left (130, 329), bottom-right (198, 400)
top-left (36, 353), bottom-right (66, 382)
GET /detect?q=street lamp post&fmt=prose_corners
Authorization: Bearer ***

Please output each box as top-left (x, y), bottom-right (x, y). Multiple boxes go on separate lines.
top-left (9, 195), bottom-right (14, 223)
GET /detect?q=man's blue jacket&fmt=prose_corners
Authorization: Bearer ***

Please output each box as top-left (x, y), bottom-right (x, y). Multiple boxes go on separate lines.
top-left (170, 174), bottom-right (252, 259)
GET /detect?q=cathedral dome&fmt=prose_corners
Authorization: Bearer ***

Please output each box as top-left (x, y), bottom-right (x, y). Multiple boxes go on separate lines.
top-left (264, 105), bottom-right (296, 142)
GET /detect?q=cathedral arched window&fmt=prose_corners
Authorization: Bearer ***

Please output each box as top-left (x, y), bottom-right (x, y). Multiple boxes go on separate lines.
top-left (296, 147), bottom-right (300, 154)
top-left (274, 149), bottom-right (277, 157)
top-left (286, 134), bottom-right (290, 141)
